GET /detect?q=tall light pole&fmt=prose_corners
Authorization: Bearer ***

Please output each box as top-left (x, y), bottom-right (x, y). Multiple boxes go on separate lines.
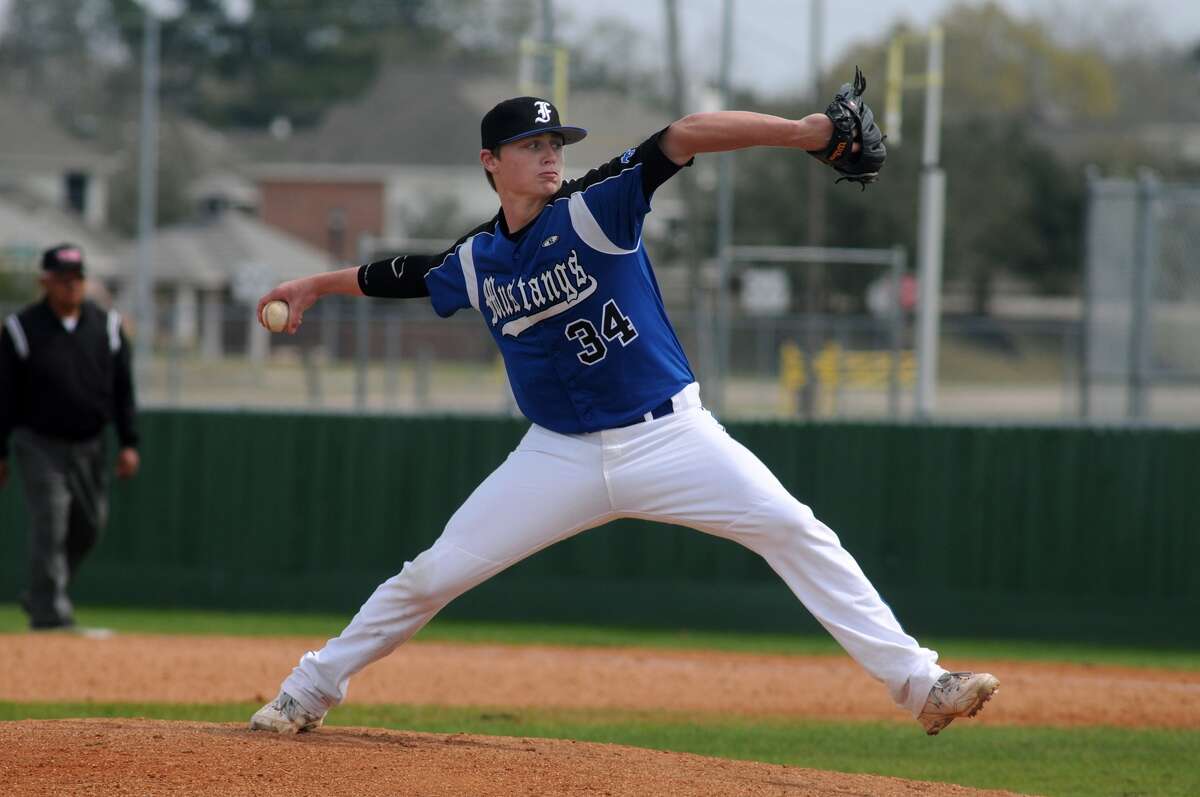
top-left (540, 0), bottom-right (555, 87)
top-left (801, 0), bottom-right (825, 418)
top-left (664, 0), bottom-right (715, 398)
top-left (134, 6), bottom-right (161, 375)
top-left (913, 27), bottom-right (945, 419)
top-left (713, 0), bottom-right (735, 414)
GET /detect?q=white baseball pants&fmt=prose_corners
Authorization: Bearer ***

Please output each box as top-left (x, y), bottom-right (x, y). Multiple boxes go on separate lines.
top-left (284, 383), bottom-right (945, 717)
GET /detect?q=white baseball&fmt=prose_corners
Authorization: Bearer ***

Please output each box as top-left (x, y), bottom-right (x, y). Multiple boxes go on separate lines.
top-left (261, 300), bottom-right (289, 333)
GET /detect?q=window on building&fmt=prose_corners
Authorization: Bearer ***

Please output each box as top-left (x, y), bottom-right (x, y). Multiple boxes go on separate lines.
top-left (65, 172), bottom-right (89, 215)
top-left (327, 207), bottom-right (347, 261)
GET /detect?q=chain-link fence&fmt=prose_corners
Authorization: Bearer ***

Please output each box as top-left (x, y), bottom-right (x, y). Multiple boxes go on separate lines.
top-left (12, 188), bottom-right (1200, 424)
top-left (0, 292), bottom-right (1089, 422)
top-left (1081, 173), bottom-right (1200, 422)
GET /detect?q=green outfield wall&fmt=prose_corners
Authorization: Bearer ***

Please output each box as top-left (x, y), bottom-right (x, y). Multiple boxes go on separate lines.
top-left (2, 410), bottom-right (1197, 643)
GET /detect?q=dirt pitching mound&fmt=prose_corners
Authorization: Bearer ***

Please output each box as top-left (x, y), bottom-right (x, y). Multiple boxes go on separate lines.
top-left (0, 719), bottom-right (1026, 797)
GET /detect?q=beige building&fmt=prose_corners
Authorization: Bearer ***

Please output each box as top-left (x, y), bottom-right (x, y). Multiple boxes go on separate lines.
top-left (234, 61), bottom-right (685, 264)
top-left (2, 64), bottom-right (694, 356)
top-left (0, 91), bottom-right (121, 288)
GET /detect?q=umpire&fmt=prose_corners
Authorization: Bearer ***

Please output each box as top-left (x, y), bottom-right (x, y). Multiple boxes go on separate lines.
top-left (0, 243), bottom-right (140, 630)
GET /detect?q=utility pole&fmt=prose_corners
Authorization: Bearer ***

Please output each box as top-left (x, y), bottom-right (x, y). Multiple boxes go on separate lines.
top-left (713, 0), bottom-right (735, 414)
top-left (664, 0), bottom-right (715, 397)
top-left (134, 7), bottom-right (160, 376)
top-left (540, 0), bottom-right (555, 86)
top-left (913, 27), bottom-right (945, 419)
top-left (801, 0), bottom-right (825, 417)
top-left (805, 0), bottom-right (826, 248)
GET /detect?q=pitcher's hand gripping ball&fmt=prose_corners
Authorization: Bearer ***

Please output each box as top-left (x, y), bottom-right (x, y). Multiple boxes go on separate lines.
top-left (809, 67), bottom-right (887, 189)
top-left (261, 300), bottom-right (290, 333)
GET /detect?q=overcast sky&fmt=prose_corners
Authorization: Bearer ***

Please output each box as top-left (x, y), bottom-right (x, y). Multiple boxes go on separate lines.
top-left (4, 0), bottom-right (1197, 99)
top-left (562, 0), bottom-right (1200, 98)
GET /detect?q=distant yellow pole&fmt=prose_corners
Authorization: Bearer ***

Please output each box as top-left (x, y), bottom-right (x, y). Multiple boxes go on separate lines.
top-left (554, 48), bottom-right (569, 117)
top-left (885, 37), bottom-right (905, 145)
top-left (519, 39), bottom-right (569, 116)
top-left (881, 26), bottom-right (946, 418)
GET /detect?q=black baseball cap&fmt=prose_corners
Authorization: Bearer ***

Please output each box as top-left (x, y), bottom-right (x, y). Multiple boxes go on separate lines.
top-left (42, 243), bottom-right (86, 275)
top-left (481, 97), bottom-right (587, 151)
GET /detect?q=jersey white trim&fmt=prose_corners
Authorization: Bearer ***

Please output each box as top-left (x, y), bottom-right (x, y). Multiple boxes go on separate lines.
top-left (458, 235), bottom-right (480, 311)
top-left (568, 192), bottom-right (638, 256)
top-left (106, 310), bottom-right (122, 353)
top-left (423, 250), bottom-right (455, 278)
top-left (500, 277), bottom-right (598, 338)
top-left (4, 314), bottom-right (29, 360)
top-left (572, 162), bottom-right (640, 198)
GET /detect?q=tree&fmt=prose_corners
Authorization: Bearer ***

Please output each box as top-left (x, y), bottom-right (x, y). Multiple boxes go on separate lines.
top-left (0, 0), bottom-right (127, 136)
top-left (724, 2), bottom-right (1122, 314)
top-left (0, 1), bottom-right (116, 96)
top-left (104, 0), bottom-right (465, 129)
top-left (936, 2), bottom-right (1116, 123)
top-left (104, 116), bottom-right (203, 237)
top-left (0, 0), bottom-right (501, 238)
top-left (940, 116), bottom-right (1083, 310)
top-left (566, 15), bottom-right (662, 100)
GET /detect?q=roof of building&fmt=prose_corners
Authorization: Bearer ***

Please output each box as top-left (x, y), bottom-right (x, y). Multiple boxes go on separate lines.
top-left (0, 91), bottom-right (116, 174)
top-left (0, 194), bottom-right (120, 278)
top-left (115, 209), bottom-right (333, 291)
top-left (236, 60), bottom-right (674, 173)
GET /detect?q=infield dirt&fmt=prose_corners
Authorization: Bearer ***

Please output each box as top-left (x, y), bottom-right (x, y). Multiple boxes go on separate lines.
top-left (2, 633), bottom-right (1197, 795)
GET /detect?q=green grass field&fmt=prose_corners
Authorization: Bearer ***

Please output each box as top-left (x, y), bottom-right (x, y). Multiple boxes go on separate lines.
top-left (3, 604), bottom-right (1199, 670)
top-left (3, 604), bottom-right (1198, 796)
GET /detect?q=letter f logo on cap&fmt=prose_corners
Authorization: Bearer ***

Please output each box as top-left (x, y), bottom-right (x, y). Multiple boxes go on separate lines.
top-left (481, 97), bottom-right (587, 150)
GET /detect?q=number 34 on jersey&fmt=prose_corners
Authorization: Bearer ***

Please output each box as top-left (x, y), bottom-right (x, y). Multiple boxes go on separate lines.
top-left (565, 299), bottom-right (639, 365)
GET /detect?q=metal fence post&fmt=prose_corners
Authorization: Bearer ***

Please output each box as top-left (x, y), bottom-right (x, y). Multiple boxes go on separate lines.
top-left (888, 245), bottom-right (905, 418)
top-left (384, 308), bottom-right (401, 411)
top-left (1128, 170), bottom-right (1158, 421)
top-left (355, 235), bottom-right (372, 411)
top-left (134, 8), bottom-right (160, 385)
top-left (1078, 167), bottom-right (1099, 420)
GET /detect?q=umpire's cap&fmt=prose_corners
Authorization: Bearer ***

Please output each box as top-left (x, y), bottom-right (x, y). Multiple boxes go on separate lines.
top-left (41, 243), bottom-right (86, 276)
top-left (481, 97), bottom-right (587, 151)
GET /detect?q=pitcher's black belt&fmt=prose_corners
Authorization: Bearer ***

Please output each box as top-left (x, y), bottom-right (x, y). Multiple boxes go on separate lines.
top-left (612, 397), bottom-right (675, 429)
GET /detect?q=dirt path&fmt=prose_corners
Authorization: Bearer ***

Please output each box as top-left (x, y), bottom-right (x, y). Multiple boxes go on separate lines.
top-left (3, 633), bottom-right (1198, 728)
top-left (4, 633), bottom-right (1197, 796)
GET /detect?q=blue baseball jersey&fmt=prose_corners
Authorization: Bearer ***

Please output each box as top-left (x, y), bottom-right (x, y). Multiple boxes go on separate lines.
top-left (423, 133), bottom-right (695, 434)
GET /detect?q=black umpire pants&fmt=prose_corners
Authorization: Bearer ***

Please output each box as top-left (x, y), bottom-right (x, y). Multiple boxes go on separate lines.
top-left (11, 427), bottom-right (109, 629)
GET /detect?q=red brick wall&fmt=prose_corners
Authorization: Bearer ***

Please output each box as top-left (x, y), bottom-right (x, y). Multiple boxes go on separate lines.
top-left (258, 181), bottom-right (384, 264)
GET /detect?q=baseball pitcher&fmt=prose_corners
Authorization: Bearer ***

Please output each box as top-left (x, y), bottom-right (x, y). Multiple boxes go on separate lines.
top-left (250, 72), bottom-right (997, 737)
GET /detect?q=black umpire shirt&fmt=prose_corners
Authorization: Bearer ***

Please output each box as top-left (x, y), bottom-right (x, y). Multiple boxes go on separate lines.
top-left (0, 298), bottom-right (138, 459)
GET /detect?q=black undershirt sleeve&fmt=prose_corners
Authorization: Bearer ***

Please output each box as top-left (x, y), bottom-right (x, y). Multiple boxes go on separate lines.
top-left (642, 126), bottom-right (694, 200)
top-left (356, 253), bottom-right (440, 299)
top-left (356, 218), bottom-right (497, 299)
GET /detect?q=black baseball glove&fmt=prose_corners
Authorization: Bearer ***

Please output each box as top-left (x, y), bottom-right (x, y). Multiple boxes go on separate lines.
top-left (808, 67), bottom-right (886, 189)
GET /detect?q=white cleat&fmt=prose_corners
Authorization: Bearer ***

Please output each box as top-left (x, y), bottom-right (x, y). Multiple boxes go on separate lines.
top-left (249, 691), bottom-right (326, 734)
top-left (918, 672), bottom-right (999, 736)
